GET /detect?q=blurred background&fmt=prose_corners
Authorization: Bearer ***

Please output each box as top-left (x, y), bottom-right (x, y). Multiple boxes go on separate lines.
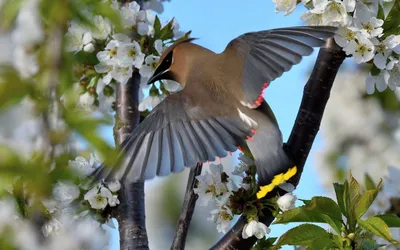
top-left (1, 0), bottom-right (399, 249)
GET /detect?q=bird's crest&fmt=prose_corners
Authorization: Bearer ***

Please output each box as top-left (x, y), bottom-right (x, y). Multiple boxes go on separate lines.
top-left (158, 37), bottom-right (197, 66)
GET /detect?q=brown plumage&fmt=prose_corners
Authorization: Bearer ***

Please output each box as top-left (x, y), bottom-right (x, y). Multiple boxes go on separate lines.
top-left (93, 26), bottom-right (337, 187)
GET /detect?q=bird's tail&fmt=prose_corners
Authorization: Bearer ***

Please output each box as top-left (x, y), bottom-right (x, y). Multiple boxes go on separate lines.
top-left (245, 102), bottom-right (296, 199)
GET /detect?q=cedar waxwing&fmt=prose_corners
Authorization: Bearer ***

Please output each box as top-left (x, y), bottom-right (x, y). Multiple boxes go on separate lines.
top-left (94, 26), bottom-right (336, 197)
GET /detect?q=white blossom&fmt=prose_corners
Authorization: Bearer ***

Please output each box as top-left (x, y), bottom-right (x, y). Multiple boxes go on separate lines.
top-left (84, 186), bottom-right (113, 210)
top-left (194, 164), bottom-right (231, 206)
top-left (277, 192), bottom-right (297, 211)
top-left (387, 60), bottom-right (400, 88)
top-left (117, 41), bottom-right (145, 68)
top-left (208, 205), bottom-right (233, 233)
top-left (11, 0), bottom-right (44, 47)
top-left (120, 1), bottom-right (141, 27)
top-left (355, 17), bottom-right (384, 39)
top-left (242, 220), bottom-right (270, 239)
top-left (314, 0), bottom-right (349, 25)
top-left (66, 22), bottom-right (92, 53)
top-left (334, 26), bottom-right (359, 49)
top-left (366, 71), bottom-right (391, 94)
top-left (154, 39), bottom-right (165, 55)
top-left (78, 92), bottom-right (96, 111)
top-left (138, 95), bottom-right (163, 111)
top-left (343, 34), bottom-right (375, 63)
top-left (108, 195), bottom-right (120, 207)
top-left (96, 40), bottom-right (120, 65)
top-left (385, 35), bottom-right (400, 54)
top-left (107, 181), bottom-right (121, 192)
top-left (42, 218), bottom-right (62, 237)
top-left (110, 65), bottom-right (133, 84)
top-left (138, 21), bottom-right (155, 36)
top-left (272, 0), bottom-right (297, 16)
top-left (139, 54), bottom-right (160, 78)
top-left (83, 43), bottom-right (95, 53)
top-left (354, 0), bottom-right (379, 20)
top-left (68, 155), bottom-right (98, 176)
top-left (143, 0), bottom-right (165, 13)
top-left (52, 182), bottom-right (80, 205)
top-left (12, 47), bottom-right (39, 78)
top-left (301, 8), bottom-right (324, 26)
top-left (91, 15), bottom-right (112, 40)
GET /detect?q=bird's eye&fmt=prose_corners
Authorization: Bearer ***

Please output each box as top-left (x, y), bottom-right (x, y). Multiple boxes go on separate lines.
top-left (164, 52), bottom-right (173, 68)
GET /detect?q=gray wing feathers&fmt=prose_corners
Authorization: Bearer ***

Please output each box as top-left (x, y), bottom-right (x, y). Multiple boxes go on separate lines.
top-left (232, 26), bottom-right (337, 106)
top-left (94, 94), bottom-right (253, 183)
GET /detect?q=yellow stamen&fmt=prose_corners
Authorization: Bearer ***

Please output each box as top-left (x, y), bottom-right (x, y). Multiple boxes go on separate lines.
top-left (256, 166), bottom-right (297, 199)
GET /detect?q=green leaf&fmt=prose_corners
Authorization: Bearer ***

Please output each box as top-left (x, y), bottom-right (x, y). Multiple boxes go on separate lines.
top-left (370, 65), bottom-right (380, 76)
top-left (253, 237), bottom-right (277, 250)
top-left (358, 217), bottom-right (398, 243)
top-left (349, 172), bottom-right (361, 209)
top-left (274, 224), bottom-right (331, 248)
top-left (377, 3), bottom-right (385, 20)
top-left (382, 0), bottom-right (400, 36)
top-left (0, 0), bottom-right (24, 30)
top-left (333, 183), bottom-right (346, 216)
top-left (274, 197), bottom-right (342, 234)
top-left (0, 67), bottom-right (35, 111)
top-left (375, 214), bottom-right (400, 227)
top-left (154, 15), bottom-right (162, 38)
top-left (343, 180), bottom-right (356, 231)
top-left (357, 238), bottom-right (383, 250)
top-left (364, 173), bottom-right (376, 190)
top-left (355, 180), bottom-right (382, 219)
top-left (310, 237), bottom-right (336, 250)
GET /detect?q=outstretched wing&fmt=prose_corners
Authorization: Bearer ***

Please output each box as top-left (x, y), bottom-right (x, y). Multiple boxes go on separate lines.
top-left (93, 91), bottom-right (256, 183)
top-left (223, 26), bottom-right (337, 108)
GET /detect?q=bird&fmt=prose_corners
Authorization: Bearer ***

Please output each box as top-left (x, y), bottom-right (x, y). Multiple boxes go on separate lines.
top-left (93, 26), bottom-right (337, 198)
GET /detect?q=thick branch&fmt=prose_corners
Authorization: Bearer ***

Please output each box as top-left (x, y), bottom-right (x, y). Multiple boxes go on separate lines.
top-left (112, 73), bottom-right (148, 249)
top-left (210, 38), bottom-right (346, 250)
top-left (112, 1), bottom-right (148, 249)
top-left (171, 163), bottom-right (203, 250)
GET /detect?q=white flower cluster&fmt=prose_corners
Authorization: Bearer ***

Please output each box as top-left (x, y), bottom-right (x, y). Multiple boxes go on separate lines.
top-left (84, 181), bottom-right (121, 209)
top-left (0, 197), bottom-right (109, 250)
top-left (67, 1), bottom-right (184, 113)
top-left (44, 154), bottom-right (120, 240)
top-left (194, 156), bottom-right (297, 239)
top-left (194, 164), bottom-right (237, 233)
top-left (0, 0), bottom-right (44, 78)
top-left (272, 0), bottom-right (400, 94)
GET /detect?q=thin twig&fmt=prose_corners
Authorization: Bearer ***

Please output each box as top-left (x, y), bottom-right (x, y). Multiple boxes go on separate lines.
top-left (171, 163), bottom-right (203, 250)
top-left (209, 38), bottom-right (346, 250)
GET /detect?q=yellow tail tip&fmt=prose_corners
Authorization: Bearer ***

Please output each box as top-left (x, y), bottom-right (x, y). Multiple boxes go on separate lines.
top-left (256, 166), bottom-right (297, 199)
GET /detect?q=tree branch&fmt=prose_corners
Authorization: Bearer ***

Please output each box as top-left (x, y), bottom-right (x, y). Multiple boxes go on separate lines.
top-left (171, 163), bottom-right (203, 250)
top-left (112, 69), bottom-right (149, 250)
top-left (209, 38), bottom-right (346, 250)
top-left (112, 1), bottom-right (148, 248)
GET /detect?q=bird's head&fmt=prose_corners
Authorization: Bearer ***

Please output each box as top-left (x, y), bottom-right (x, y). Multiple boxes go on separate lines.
top-left (146, 37), bottom-right (197, 87)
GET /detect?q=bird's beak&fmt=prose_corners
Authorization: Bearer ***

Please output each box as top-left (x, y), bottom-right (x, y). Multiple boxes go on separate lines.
top-left (147, 67), bottom-right (170, 85)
